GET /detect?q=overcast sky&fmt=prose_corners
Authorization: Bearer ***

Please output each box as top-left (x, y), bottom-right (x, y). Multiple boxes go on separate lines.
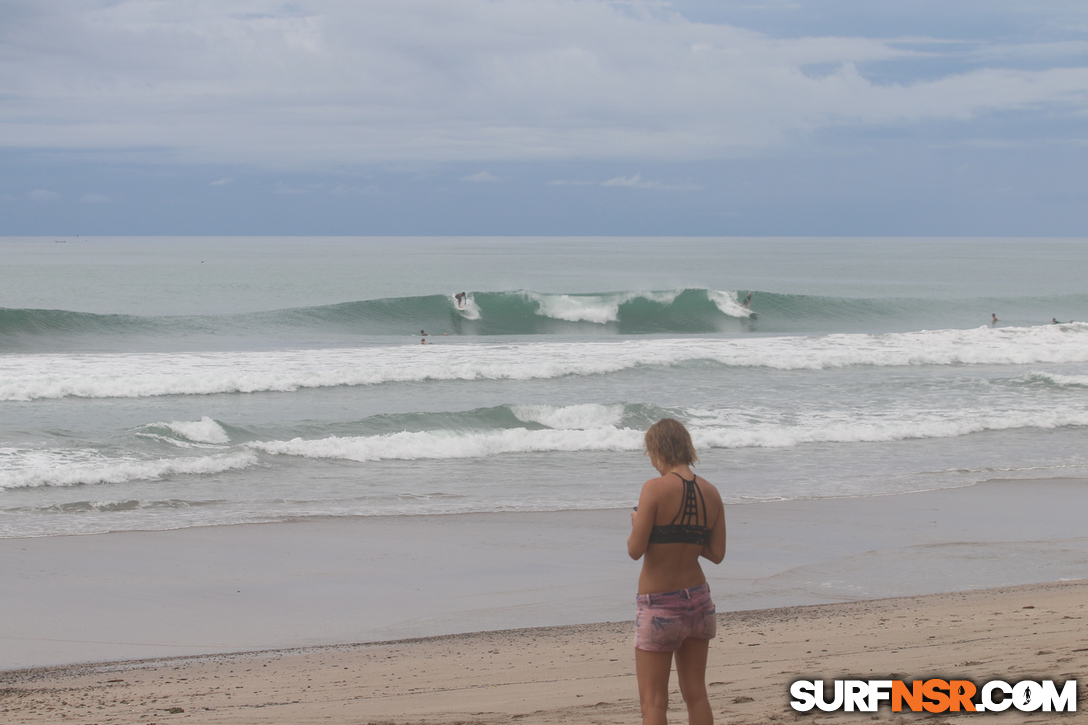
top-left (2, 0), bottom-right (1087, 235)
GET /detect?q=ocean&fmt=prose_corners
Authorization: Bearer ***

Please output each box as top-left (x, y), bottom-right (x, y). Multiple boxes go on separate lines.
top-left (2, 236), bottom-right (1087, 540)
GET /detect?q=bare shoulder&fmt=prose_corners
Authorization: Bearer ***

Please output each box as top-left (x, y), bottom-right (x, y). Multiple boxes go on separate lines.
top-left (635, 472), bottom-right (678, 505)
top-left (638, 473), bottom-right (676, 503)
top-left (695, 475), bottom-right (724, 505)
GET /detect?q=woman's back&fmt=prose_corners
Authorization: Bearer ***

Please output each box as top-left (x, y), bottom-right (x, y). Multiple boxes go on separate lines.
top-left (630, 469), bottom-right (725, 595)
top-left (627, 418), bottom-right (726, 725)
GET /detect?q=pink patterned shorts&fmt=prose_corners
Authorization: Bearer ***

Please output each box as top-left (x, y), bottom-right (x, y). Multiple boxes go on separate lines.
top-left (634, 582), bottom-right (717, 652)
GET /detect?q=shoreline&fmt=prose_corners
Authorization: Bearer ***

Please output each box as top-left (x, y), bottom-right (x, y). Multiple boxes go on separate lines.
top-left (4, 476), bottom-right (1088, 672)
top-left (3, 580), bottom-right (1086, 724)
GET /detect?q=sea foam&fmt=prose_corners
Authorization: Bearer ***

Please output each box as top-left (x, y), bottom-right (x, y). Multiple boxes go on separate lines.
top-left (247, 403), bottom-right (1088, 463)
top-left (140, 417), bottom-right (231, 445)
top-left (1019, 370), bottom-right (1088, 387)
top-left (452, 292), bottom-right (482, 320)
top-left (0, 449), bottom-right (257, 489)
top-left (249, 426), bottom-right (643, 462)
top-left (1, 324), bottom-right (1085, 401)
top-left (524, 290), bottom-right (683, 324)
top-left (707, 290), bottom-right (754, 318)
top-left (511, 403), bottom-right (626, 429)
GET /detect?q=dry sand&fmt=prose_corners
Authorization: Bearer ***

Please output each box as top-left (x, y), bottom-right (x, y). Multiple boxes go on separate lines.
top-left (3, 580), bottom-right (1085, 724)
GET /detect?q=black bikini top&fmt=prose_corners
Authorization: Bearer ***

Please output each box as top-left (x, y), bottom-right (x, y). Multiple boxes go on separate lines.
top-left (648, 472), bottom-right (711, 546)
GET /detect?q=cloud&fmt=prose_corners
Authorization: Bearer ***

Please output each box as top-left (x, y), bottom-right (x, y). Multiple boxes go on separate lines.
top-left (463, 171), bottom-right (500, 182)
top-left (0, 1), bottom-right (1086, 169)
top-left (331, 183), bottom-right (380, 194)
top-left (600, 173), bottom-right (701, 190)
top-left (550, 174), bottom-right (701, 190)
top-left (210, 178), bottom-right (233, 186)
top-left (27, 189), bottom-right (60, 202)
top-left (80, 193), bottom-right (112, 203)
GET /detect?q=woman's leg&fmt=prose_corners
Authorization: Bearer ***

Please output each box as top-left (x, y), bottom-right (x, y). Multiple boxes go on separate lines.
top-left (635, 647), bottom-right (674, 725)
top-left (674, 638), bottom-right (713, 725)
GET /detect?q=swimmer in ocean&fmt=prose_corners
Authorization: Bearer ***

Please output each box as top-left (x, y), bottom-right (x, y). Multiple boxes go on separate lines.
top-left (991, 313), bottom-right (998, 325)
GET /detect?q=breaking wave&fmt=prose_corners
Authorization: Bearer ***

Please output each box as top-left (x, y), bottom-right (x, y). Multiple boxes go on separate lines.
top-left (2, 323), bottom-right (1086, 401)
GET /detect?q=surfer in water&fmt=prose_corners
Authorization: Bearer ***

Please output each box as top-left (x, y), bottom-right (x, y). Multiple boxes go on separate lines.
top-left (743, 292), bottom-right (752, 308)
top-left (455, 292), bottom-right (467, 309)
top-left (991, 313), bottom-right (998, 326)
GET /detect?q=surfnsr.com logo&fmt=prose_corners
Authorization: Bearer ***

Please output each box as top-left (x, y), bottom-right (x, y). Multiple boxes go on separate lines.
top-left (790, 679), bottom-right (1078, 713)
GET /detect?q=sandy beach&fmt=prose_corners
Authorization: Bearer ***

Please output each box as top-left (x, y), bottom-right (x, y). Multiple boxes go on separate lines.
top-left (2, 580), bottom-right (1086, 724)
top-left (2, 477), bottom-right (1087, 722)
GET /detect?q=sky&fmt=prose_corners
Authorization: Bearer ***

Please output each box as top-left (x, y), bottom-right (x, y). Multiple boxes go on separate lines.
top-left (1, 0), bottom-right (1087, 236)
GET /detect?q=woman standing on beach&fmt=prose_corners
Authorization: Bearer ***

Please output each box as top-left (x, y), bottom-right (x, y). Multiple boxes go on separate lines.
top-left (628, 419), bottom-right (726, 725)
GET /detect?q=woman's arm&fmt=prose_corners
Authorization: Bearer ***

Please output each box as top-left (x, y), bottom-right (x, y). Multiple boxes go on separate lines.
top-left (700, 484), bottom-right (726, 564)
top-left (627, 481), bottom-right (658, 560)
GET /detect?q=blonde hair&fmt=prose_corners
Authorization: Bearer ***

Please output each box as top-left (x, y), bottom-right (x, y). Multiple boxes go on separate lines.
top-left (644, 418), bottom-right (698, 467)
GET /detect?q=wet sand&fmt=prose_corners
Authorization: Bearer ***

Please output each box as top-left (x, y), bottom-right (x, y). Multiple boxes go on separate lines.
top-left (3, 477), bottom-right (1087, 672)
top-left (2, 580), bottom-right (1086, 724)
top-left (2, 478), bottom-right (1087, 721)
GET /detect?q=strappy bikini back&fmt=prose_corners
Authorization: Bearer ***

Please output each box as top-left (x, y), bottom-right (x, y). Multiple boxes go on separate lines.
top-left (647, 472), bottom-right (711, 545)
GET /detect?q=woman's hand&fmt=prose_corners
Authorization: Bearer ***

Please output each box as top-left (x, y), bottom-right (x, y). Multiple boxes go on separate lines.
top-left (627, 490), bottom-right (656, 560)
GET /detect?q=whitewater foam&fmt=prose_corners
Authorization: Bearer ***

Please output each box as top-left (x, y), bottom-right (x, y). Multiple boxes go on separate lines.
top-left (249, 426), bottom-right (642, 462)
top-left (143, 417), bottom-right (231, 445)
top-left (522, 290), bottom-right (688, 324)
top-left (707, 290), bottom-right (754, 318)
top-left (2, 324), bottom-right (1085, 401)
top-left (0, 449), bottom-right (258, 490)
top-left (692, 409), bottom-right (1088, 449)
top-left (244, 400), bottom-right (1088, 464)
top-left (1019, 370), bottom-right (1088, 387)
top-left (453, 293), bottom-right (482, 320)
top-left (511, 403), bottom-right (625, 429)
top-left (524, 291), bottom-right (621, 323)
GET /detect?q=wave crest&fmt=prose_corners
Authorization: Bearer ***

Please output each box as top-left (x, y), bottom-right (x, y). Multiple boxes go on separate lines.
top-left (138, 417), bottom-right (231, 446)
top-left (0, 449), bottom-right (257, 490)
top-left (1019, 370), bottom-right (1088, 388)
top-left (3, 324), bottom-right (1086, 401)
